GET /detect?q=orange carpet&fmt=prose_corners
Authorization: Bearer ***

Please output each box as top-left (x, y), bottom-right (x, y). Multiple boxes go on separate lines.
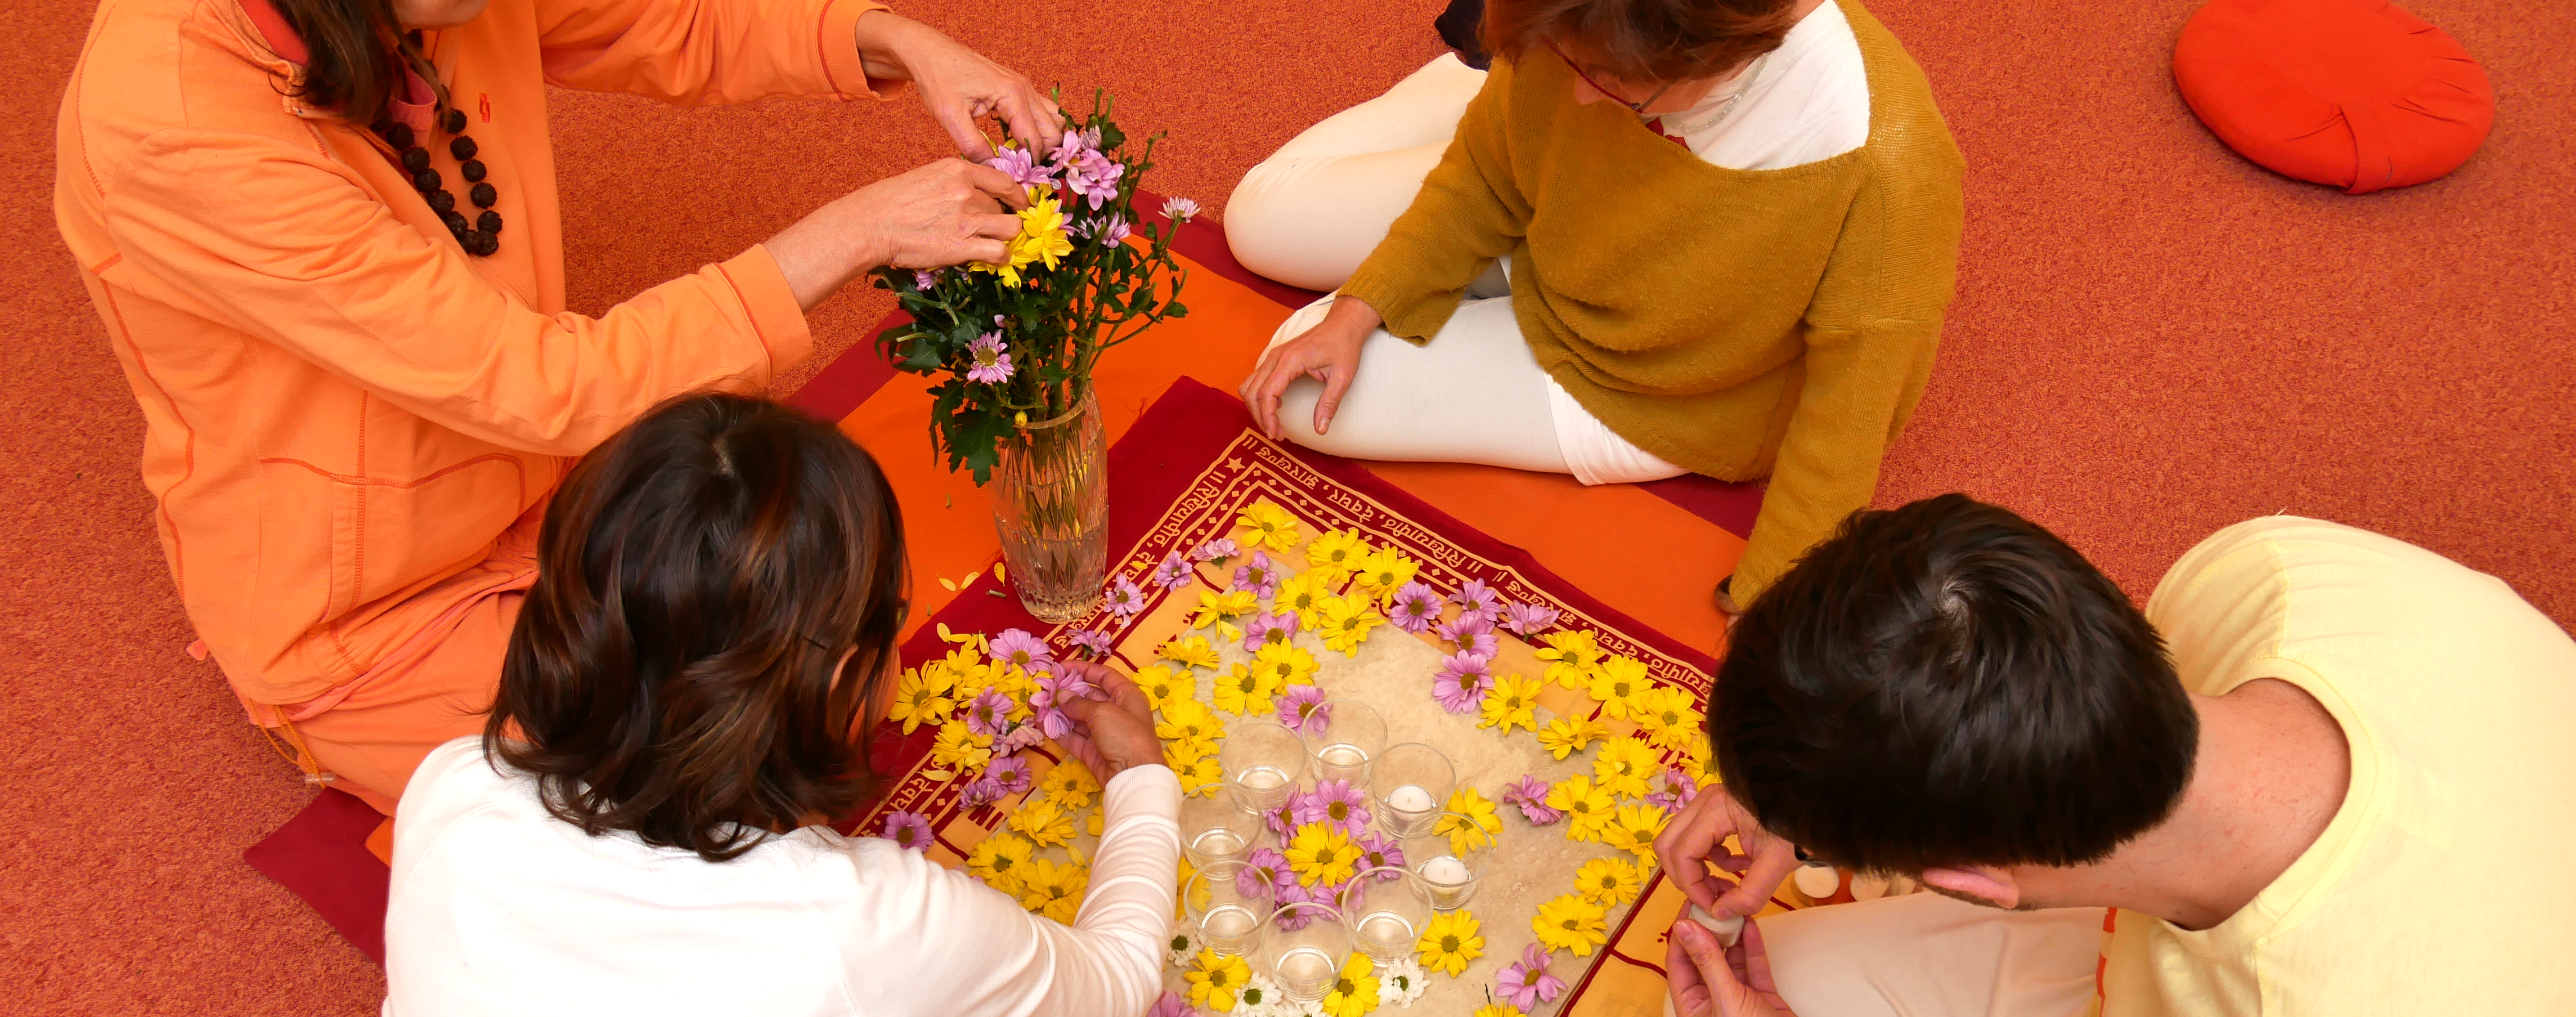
top-left (4, 0), bottom-right (2572, 1013)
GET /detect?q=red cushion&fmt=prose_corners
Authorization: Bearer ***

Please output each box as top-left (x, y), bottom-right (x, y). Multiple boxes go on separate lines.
top-left (2174, 0), bottom-right (2493, 194)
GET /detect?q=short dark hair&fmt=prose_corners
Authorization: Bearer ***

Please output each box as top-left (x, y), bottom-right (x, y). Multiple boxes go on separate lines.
top-left (1483, 0), bottom-right (1801, 86)
top-left (1711, 494), bottom-right (2197, 873)
top-left (487, 393), bottom-right (908, 862)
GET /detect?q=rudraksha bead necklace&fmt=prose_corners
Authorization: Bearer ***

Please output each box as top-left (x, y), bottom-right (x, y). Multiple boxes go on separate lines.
top-left (378, 107), bottom-right (502, 257)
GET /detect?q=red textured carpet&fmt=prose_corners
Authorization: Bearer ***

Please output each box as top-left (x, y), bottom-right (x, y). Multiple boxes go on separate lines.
top-left (3, 1), bottom-right (2570, 1013)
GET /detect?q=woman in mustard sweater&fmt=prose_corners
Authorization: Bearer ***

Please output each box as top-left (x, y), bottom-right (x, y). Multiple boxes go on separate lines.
top-left (1230, 0), bottom-right (1963, 608)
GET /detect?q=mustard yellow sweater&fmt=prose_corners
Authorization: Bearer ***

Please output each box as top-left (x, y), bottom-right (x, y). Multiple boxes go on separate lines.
top-left (1339, 0), bottom-right (1964, 603)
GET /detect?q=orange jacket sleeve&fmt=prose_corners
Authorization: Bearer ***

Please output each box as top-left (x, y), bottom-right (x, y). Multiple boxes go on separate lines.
top-left (535, 0), bottom-right (891, 105)
top-left (102, 126), bottom-right (812, 458)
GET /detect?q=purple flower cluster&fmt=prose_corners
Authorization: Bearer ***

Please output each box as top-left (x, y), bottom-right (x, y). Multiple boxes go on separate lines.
top-left (1066, 628), bottom-right (1115, 659)
top-left (1241, 608), bottom-right (1296, 651)
top-left (1273, 880), bottom-right (1340, 931)
top-left (1277, 686), bottom-right (1332, 734)
top-left (1231, 551), bottom-right (1283, 598)
top-left (1192, 537), bottom-right (1240, 564)
top-left (989, 628), bottom-right (1053, 672)
top-left (1103, 574), bottom-right (1146, 619)
top-left (1238, 847), bottom-right (1296, 898)
top-left (1431, 649), bottom-right (1495, 714)
top-left (1354, 830), bottom-right (1406, 876)
top-left (1290, 779), bottom-right (1374, 837)
top-left (1501, 599), bottom-right (1561, 636)
top-left (1449, 579), bottom-right (1504, 626)
top-left (1647, 766), bottom-right (1702, 811)
top-left (1029, 669), bottom-right (1101, 740)
top-left (1049, 127), bottom-right (1127, 210)
top-left (1150, 551), bottom-right (1193, 591)
top-left (1386, 581), bottom-right (1443, 634)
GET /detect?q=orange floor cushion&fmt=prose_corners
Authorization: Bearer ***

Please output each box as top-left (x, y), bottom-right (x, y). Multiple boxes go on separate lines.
top-left (2174, 0), bottom-right (2493, 194)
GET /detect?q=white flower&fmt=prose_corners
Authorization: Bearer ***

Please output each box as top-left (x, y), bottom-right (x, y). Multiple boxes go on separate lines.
top-left (1376, 957), bottom-right (1429, 1007)
top-left (1234, 973), bottom-right (1291, 1017)
top-left (1164, 928), bottom-right (1201, 970)
top-left (1160, 195), bottom-right (1201, 222)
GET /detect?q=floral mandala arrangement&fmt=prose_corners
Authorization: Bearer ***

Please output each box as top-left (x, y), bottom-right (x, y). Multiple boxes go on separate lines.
top-left (873, 500), bottom-right (1723, 1016)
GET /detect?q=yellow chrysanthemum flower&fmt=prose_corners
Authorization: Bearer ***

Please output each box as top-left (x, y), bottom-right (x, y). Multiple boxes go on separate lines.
top-left (1251, 642), bottom-right (1318, 688)
top-left (1546, 775), bottom-right (1615, 841)
top-left (1192, 589), bottom-right (1259, 643)
top-left (1042, 758), bottom-right (1099, 810)
top-left (1316, 595), bottom-right (1385, 657)
top-left (1212, 662), bottom-right (1283, 716)
top-left (1602, 804), bottom-right (1670, 867)
top-left (1286, 823), bottom-right (1361, 886)
top-left (929, 720), bottom-right (993, 774)
top-left (1159, 635), bottom-right (1223, 670)
top-left (1320, 954), bottom-right (1380, 1017)
top-left (1174, 855), bottom-right (1200, 921)
top-left (1087, 809), bottom-right (1104, 836)
top-left (1348, 545), bottom-right (1419, 605)
top-left (887, 667), bottom-right (956, 735)
top-left (1134, 664), bottom-right (1190, 713)
top-left (943, 645), bottom-right (997, 698)
top-left (1237, 501), bottom-right (1303, 552)
top-left (1304, 529), bottom-right (1368, 583)
top-left (967, 831), bottom-right (1035, 895)
top-left (1274, 568), bottom-right (1337, 629)
top-left (1187, 948), bottom-right (1253, 1012)
top-left (1009, 797), bottom-right (1076, 847)
top-left (1478, 673), bottom-right (1543, 733)
top-left (1593, 736), bottom-right (1658, 800)
top-left (1532, 892), bottom-right (1609, 956)
top-left (1156, 697), bottom-right (1226, 743)
top-left (1586, 656), bottom-right (1653, 720)
top-left (1434, 787), bottom-right (1501, 854)
top-left (1632, 683), bottom-right (1704, 750)
top-left (1164, 734), bottom-right (1217, 770)
top-left (1473, 1006), bottom-right (1528, 1017)
top-left (1682, 739), bottom-right (1724, 788)
top-left (1573, 857), bottom-right (1642, 907)
top-left (1534, 629), bottom-right (1604, 691)
top-left (1017, 856), bottom-right (1088, 924)
top-left (1175, 755), bottom-right (1224, 796)
top-left (1013, 192), bottom-right (1073, 271)
top-left (1416, 910), bottom-right (1484, 976)
top-left (1536, 715), bottom-right (1608, 760)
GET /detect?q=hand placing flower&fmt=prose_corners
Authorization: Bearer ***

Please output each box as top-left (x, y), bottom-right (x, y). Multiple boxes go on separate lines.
top-left (851, 12), bottom-right (1062, 162)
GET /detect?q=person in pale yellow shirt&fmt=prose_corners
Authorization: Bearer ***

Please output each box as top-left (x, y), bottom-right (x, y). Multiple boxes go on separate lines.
top-left (1650, 494), bottom-right (2576, 1017)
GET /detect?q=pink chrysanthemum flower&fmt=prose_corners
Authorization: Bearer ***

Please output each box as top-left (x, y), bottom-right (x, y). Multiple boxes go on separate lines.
top-left (1449, 579), bottom-right (1504, 625)
top-left (1067, 629), bottom-right (1115, 658)
top-left (1431, 651), bottom-right (1495, 714)
top-left (995, 724), bottom-right (1047, 754)
top-left (989, 629), bottom-right (1053, 671)
top-left (1436, 612), bottom-right (1498, 659)
top-left (1103, 575), bottom-right (1146, 619)
top-left (1277, 686), bottom-right (1332, 734)
top-left (983, 144), bottom-right (1049, 188)
top-left (985, 753), bottom-right (1035, 797)
top-left (1354, 830), bottom-right (1406, 877)
top-left (1161, 195), bottom-right (1201, 222)
top-left (1151, 552), bottom-right (1193, 591)
top-left (912, 268), bottom-right (942, 290)
top-left (1231, 551), bottom-right (1283, 598)
top-left (1498, 943), bottom-right (1568, 1010)
top-left (1241, 609), bottom-right (1297, 651)
top-left (966, 332), bottom-right (1014, 385)
top-left (1194, 537), bottom-right (1240, 564)
top-left (1238, 847), bottom-right (1296, 898)
top-left (882, 810), bottom-right (935, 851)
top-left (1646, 766), bottom-right (1702, 812)
top-left (957, 776), bottom-right (1004, 809)
top-left (1386, 581), bottom-right (1444, 634)
top-left (1501, 600), bottom-right (1561, 636)
top-left (1502, 773), bottom-right (1563, 825)
top-left (1070, 213), bottom-right (1130, 244)
top-left (1273, 880), bottom-right (1335, 931)
top-left (1293, 779), bottom-right (1373, 836)
top-left (1146, 989), bottom-right (1193, 1017)
top-left (963, 689), bottom-right (1015, 739)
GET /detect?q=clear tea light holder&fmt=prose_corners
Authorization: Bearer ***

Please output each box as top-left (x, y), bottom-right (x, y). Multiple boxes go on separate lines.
top-left (1221, 720), bottom-right (1308, 816)
top-left (1301, 699), bottom-right (1387, 786)
top-left (1184, 861), bottom-right (1267, 957)
top-left (1339, 866), bottom-right (1435, 963)
top-left (1402, 816), bottom-right (1493, 911)
top-left (1258, 900), bottom-right (1353, 1005)
top-left (1368, 742), bottom-right (1456, 837)
top-left (1180, 786), bottom-right (1267, 867)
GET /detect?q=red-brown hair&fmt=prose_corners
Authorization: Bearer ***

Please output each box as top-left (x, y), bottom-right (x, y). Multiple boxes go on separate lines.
top-left (1484, 0), bottom-right (1802, 85)
top-left (486, 393), bottom-right (908, 862)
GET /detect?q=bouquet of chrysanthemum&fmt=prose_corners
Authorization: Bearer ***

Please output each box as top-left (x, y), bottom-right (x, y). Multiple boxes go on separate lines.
top-left (872, 89), bottom-right (1194, 483)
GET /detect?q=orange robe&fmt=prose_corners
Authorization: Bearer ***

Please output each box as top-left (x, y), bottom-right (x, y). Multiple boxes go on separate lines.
top-left (54, 0), bottom-right (888, 812)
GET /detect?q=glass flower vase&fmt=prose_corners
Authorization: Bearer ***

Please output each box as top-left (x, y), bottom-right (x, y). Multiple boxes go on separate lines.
top-left (991, 389), bottom-right (1108, 624)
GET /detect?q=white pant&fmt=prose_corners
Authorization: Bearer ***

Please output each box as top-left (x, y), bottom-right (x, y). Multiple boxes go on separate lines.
top-left (1758, 894), bottom-right (2104, 1017)
top-left (1227, 55), bottom-right (1688, 486)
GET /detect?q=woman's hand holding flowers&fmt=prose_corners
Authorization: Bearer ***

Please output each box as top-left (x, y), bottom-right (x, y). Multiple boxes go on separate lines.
top-left (768, 159), bottom-right (1027, 310)
top-left (1241, 294), bottom-right (1381, 441)
top-left (1052, 661), bottom-right (1164, 782)
top-left (851, 11), bottom-right (1063, 162)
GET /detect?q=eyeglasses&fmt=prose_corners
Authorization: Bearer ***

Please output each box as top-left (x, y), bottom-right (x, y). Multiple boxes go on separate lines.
top-left (1546, 39), bottom-right (1676, 114)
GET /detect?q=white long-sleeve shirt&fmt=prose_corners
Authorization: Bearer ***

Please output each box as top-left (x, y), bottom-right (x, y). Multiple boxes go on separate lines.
top-left (383, 737), bottom-right (1181, 1016)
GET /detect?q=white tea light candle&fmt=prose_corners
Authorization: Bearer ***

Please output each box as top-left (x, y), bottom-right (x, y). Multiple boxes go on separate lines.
top-left (1388, 784), bottom-right (1435, 812)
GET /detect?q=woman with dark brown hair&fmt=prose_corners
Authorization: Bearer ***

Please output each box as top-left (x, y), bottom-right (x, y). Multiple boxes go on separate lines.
top-left (56, 0), bottom-right (1058, 814)
top-left (1230, 0), bottom-right (1965, 616)
top-left (380, 393), bottom-right (1176, 1015)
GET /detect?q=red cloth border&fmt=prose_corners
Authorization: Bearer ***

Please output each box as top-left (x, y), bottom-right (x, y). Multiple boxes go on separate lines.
top-left (242, 786), bottom-right (390, 964)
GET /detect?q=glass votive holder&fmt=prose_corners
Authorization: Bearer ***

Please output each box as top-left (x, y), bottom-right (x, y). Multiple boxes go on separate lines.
top-left (1258, 900), bottom-right (1352, 1005)
top-left (1338, 866), bottom-right (1435, 964)
top-left (1403, 816), bottom-right (1492, 911)
top-left (1221, 720), bottom-right (1308, 815)
top-left (1181, 786), bottom-right (1266, 867)
top-left (1301, 699), bottom-right (1386, 785)
top-left (1184, 861), bottom-right (1268, 957)
top-left (1369, 742), bottom-right (1456, 837)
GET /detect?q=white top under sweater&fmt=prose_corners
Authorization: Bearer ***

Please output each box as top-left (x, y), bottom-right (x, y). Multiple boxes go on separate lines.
top-left (1655, 0), bottom-right (1871, 169)
top-left (382, 737), bottom-right (1182, 1017)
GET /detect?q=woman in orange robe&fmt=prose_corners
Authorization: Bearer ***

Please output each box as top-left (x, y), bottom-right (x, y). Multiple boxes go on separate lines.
top-left (54, 0), bottom-right (1047, 813)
